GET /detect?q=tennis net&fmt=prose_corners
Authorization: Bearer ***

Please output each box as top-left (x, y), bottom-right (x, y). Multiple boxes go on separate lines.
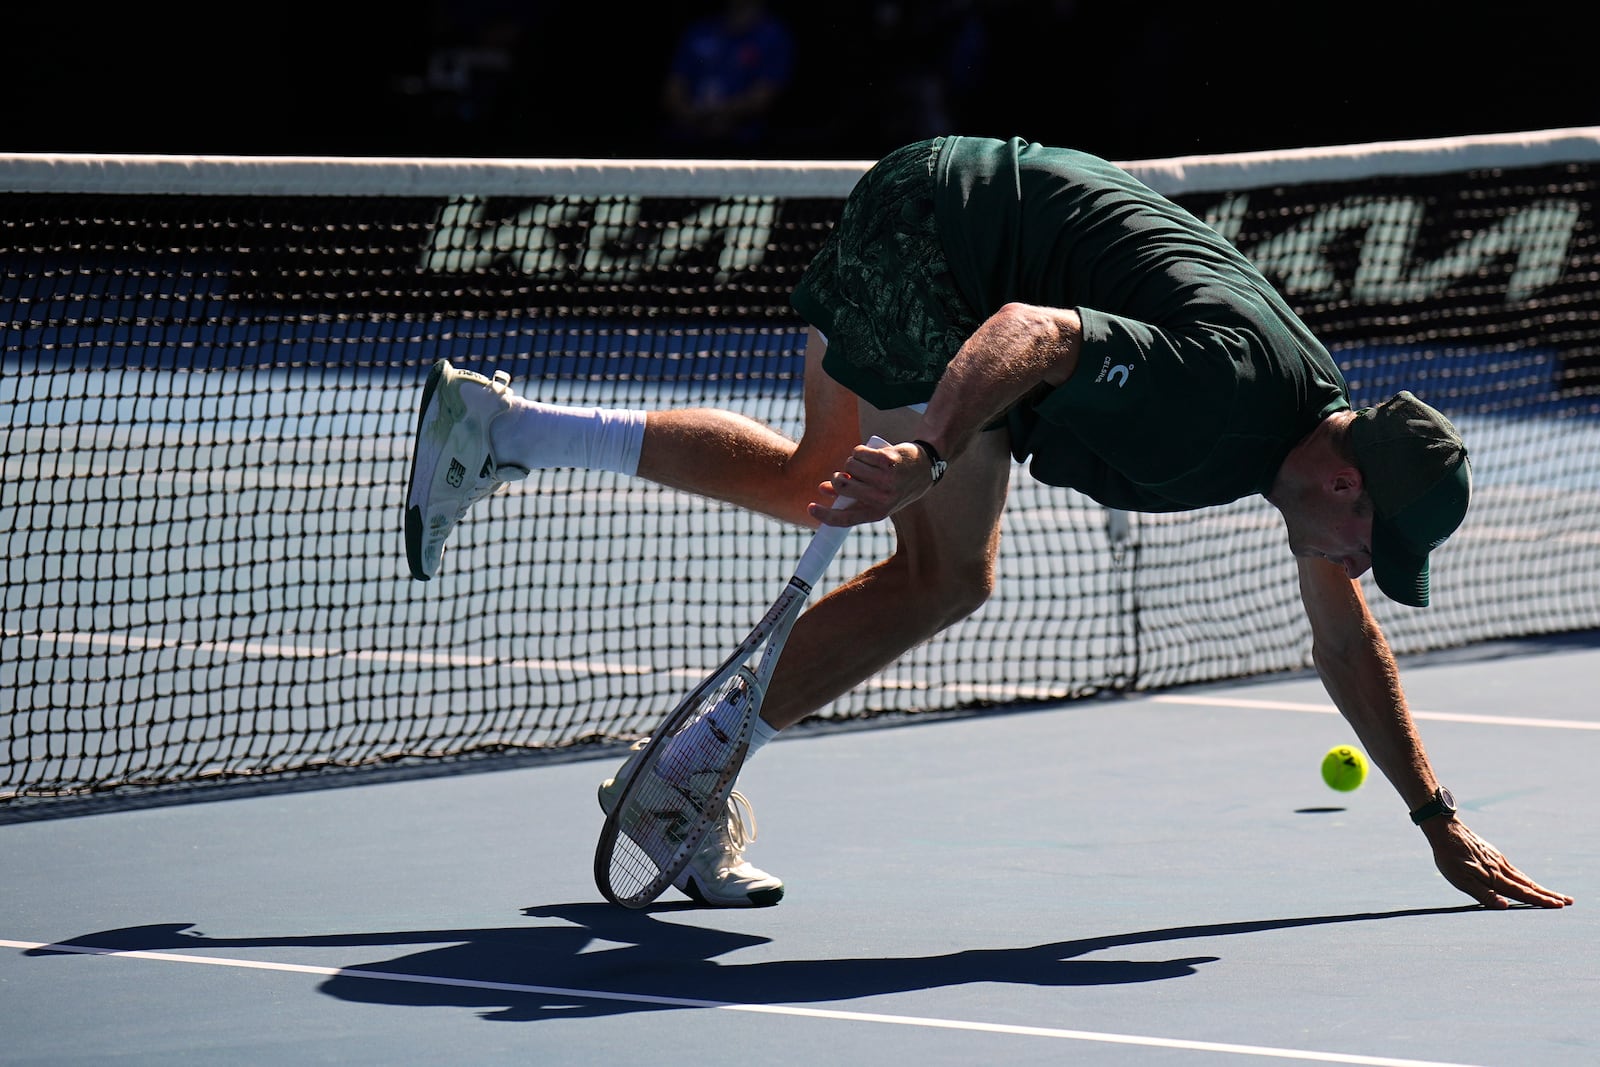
top-left (5, 129), bottom-right (1599, 800)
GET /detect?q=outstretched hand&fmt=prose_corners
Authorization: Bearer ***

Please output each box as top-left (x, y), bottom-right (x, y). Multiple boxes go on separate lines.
top-left (1426, 817), bottom-right (1573, 909)
top-left (808, 440), bottom-right (936, 527)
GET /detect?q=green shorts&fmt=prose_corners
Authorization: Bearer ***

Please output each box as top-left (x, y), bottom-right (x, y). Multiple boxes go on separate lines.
top-left (790, 137), bottom-right (982, 410)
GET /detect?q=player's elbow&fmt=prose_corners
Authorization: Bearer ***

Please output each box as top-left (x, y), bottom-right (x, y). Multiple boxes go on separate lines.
top-left (1309, 639), bottom-right (1342, 690)
top-left (985, 302), bottom-right (1083, 386)
top-left (1304, 596), bottom-right (1390, 704)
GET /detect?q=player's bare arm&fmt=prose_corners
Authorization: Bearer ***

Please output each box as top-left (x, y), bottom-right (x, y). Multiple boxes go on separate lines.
top-left (1296, 557), bottom-right (1572, 909)
top-left (917, 302), bottom-right (1083, 461)
top-left (1296, 559), bottom-right (1435, 808)
top-left (810, 303), bottom-right (1083, 525)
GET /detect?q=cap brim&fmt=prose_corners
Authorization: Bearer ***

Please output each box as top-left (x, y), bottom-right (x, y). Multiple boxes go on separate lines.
top-left (1371, 518), bottom-right (1430, 607)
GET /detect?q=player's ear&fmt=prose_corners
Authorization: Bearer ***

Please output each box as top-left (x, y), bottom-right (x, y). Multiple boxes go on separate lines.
top-left (1328, 467), bottom-right (1363, 498)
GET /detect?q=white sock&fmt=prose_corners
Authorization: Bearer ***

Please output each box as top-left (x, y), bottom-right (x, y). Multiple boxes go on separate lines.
top-left (745, 715), bottom-right (780, 759)
top-left (490, 399), bottom-right (646, 475)
top-left (666, 707), bottom-right (780, 765)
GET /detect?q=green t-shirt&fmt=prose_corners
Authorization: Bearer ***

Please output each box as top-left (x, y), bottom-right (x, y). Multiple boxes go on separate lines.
top-left (935, 135), bottom-right (1350, 511)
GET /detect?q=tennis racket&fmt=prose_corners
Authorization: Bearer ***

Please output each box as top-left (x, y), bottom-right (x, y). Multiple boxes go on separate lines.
top-left (594, 435), bottom-right (889, 908)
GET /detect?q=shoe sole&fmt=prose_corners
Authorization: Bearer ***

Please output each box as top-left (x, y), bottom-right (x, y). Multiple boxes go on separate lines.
top-left (599, 760), bottom-right (784, 909)
top-left (681, 874), bottom-right (784, 908)
top-left (403, 360), bottom-right (451, 581)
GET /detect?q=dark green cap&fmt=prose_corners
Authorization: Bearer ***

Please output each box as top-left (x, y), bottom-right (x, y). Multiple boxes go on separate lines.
top-left (1349, 392), bottom-right (1471, 608)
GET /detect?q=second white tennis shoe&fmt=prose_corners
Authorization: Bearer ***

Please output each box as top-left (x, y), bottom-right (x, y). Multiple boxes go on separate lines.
top-left (598, 739), bottom-right (785, 908)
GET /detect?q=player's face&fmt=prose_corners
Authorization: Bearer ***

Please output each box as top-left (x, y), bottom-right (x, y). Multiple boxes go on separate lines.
top-left (1283, 496), bottom-right (1375, 580)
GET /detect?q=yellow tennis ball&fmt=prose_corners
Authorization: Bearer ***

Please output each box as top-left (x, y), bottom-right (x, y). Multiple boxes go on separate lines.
top-left (1322, 745), bottom-right (1368, 792)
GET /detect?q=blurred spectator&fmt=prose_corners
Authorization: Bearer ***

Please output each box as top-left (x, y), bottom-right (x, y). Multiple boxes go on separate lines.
top-left (658, 0), bottom-right (798, 156)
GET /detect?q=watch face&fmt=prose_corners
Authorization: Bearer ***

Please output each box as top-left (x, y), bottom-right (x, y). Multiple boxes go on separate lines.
top-left (1438, 786), bottom-right (1456, 811)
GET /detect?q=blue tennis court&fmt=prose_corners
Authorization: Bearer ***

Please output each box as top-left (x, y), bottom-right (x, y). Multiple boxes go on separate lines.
top-left (2, 630), bottom-right (1594, 1065)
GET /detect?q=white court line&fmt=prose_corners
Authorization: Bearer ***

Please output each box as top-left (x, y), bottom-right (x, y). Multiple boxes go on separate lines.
top-left (0, 938), bottom-right (1485, 1067)
top-left (862, 677), bottom-right (1075, 702)
top-left (1151, 694), bottom-right (1600, 731)
top-left (4, 629), bottom-right (654, 677)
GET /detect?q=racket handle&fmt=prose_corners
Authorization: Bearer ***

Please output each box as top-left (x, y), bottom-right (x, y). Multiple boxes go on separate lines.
top-left (793, 435), bottom-right (889, 586)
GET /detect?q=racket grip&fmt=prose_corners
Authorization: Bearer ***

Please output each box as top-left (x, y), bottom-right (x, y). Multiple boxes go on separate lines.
top-left (793, 435), bottom-right (889, 586)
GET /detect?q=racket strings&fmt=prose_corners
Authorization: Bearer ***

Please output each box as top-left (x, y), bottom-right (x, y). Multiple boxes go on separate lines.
top-left (603, 671), bottom-right (760, 902)
top-left (658, 672), bottom-right (757, 799)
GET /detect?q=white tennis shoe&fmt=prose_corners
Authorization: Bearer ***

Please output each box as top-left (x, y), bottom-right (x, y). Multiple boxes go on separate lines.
top-left (404, 359), bottom-right (530, 581)
top-left (598, 739), bottom-right (785, 908)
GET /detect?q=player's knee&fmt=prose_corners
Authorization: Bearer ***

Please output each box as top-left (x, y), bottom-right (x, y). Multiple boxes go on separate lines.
top-left (890, 545), bottom-right (995, 629)
top-left (940, 562), bottom-right (995, 625)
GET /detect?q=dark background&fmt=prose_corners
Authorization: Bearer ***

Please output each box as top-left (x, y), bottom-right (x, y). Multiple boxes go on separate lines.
top-left (2, 1), bottom-right (1594, 164)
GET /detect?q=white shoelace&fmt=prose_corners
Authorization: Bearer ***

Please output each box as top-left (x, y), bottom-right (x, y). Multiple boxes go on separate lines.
top-left (698, 790), bottom-right (758, 865)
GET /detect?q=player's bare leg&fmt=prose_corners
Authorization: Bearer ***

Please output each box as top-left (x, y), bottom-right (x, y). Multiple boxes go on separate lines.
top-left (591, 328), bottom-right (870, 906)
top-left (654, 326), bottom-right (1016, 730)
top-left (636, 328), bottom-right (860, 528)
top-left (422, 329), bottom-right (855, 554)
top-left (756, 401), bottom-right (1014, 729)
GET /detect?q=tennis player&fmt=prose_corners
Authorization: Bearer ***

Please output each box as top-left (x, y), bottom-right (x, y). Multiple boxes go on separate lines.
top-left (406, 135), bottom-right (1573, 911)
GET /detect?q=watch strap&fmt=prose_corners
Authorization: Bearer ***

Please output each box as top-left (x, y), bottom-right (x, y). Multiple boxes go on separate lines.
top-left (912, 439), bottom-right (946, 483)
top-left (1409, 787), bottom-right (1456, 825)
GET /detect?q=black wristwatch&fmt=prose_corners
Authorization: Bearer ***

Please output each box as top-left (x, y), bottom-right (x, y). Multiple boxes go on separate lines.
top-left (913, 440), bottom-right (947, 484)
top-left (1409, 786), bottom-right (1458, 825)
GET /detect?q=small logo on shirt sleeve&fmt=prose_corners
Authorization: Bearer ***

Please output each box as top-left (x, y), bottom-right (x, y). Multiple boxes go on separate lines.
top-left (1092, 355), bottom-right (1135, 388)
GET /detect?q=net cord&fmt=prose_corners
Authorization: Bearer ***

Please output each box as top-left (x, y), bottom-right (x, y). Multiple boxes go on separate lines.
top-left (3, 126), bottom-right (1599, 198)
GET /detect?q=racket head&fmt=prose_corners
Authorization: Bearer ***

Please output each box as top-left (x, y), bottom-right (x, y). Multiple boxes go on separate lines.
top-left (595, 666), bottom-right (764, 908)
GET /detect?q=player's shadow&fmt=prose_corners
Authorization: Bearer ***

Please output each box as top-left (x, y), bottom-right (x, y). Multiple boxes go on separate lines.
top-left (24, 902), bottom-right (1481, 1022)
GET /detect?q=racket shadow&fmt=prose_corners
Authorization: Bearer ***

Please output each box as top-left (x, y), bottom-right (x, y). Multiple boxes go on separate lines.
top-left (22, 903), bottom-right (1487, 1022)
